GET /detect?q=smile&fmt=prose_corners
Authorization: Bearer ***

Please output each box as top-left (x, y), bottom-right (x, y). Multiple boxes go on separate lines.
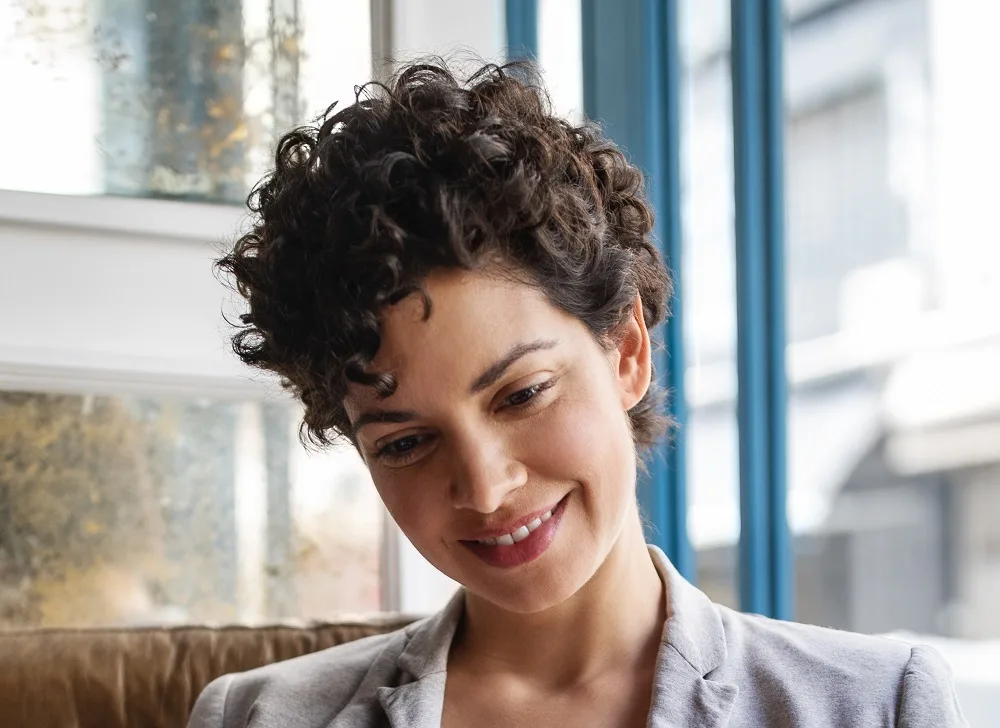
top-left (473, 507), bottom-right (553, 546)
top-left (460, 494), bottom-right (569, 569)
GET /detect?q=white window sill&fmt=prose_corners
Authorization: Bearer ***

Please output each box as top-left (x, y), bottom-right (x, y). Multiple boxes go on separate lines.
top-left (0, 188), bottom-right (248, 243)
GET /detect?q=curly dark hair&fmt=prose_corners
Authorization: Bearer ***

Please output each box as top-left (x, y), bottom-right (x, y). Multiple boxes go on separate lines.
top-left (218, 59), bottom-right (673, 451)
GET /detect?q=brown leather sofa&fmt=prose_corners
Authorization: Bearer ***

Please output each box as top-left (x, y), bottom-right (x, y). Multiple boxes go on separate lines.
top-left (0, 616), bottom-right (415, 728)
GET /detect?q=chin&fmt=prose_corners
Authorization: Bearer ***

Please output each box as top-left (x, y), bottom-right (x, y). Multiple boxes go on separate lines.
top-left (481, 580), bottom-right (584, 614)
top-left (461, 538), bottom-right (603, 615)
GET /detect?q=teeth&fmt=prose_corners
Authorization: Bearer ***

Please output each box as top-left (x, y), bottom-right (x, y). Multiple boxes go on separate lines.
top-left (477, 507), bottom-right (555, 547)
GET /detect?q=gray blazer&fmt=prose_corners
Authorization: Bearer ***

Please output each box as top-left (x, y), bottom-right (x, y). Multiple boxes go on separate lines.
top-left (188, 547), bottom-right (968, 727)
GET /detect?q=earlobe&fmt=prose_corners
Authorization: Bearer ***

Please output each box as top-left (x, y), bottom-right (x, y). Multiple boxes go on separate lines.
top-left (617, 296), bottom-right (653, 410)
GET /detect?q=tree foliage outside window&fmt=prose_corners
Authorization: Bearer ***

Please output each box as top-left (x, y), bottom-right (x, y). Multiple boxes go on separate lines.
top-left (0, 391), bottom-right (382, 629)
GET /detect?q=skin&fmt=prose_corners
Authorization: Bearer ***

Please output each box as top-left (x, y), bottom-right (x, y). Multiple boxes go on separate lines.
top-left (344, 267), bottom-right (666, 727)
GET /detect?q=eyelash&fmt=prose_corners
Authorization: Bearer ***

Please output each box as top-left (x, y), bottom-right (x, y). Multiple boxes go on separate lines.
top-left (373, 378), bottom-right (558, 466)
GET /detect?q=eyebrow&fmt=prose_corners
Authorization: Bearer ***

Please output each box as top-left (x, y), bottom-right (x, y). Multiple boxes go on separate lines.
top-left (468, 338), bottom-right (559, 395)
top-left (350, 408), bottom-right (421, 436)
top-left (350, 338), bottom-right (559, 436)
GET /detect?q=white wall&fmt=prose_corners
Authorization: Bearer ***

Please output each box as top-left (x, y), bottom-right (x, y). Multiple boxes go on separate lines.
top-left (390, 0), bottom-right (504, 65)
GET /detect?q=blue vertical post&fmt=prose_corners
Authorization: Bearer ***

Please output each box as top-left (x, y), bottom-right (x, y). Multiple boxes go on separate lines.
top-left (730, 0), bottom-right (792, 619)
top-left (506, 0), bottom-right (539, 60)
top-left (582, 0), bottom-right (693, 579)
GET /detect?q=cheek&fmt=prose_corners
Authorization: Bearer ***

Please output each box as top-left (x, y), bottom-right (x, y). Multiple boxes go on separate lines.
top-left (521, 383), bottom-right (635, 497)
top-left (372, 474), bottom-right (446, 544)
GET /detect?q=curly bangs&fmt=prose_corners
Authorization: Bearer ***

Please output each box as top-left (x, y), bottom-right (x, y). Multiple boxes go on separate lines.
top-left (217, 59), bottom-right (673, 450)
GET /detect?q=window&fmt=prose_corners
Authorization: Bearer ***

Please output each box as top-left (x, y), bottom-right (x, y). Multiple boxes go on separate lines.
top-left (679, 0), bottom-right (741, 610)
top-left (0, 390), bottom-right (382, 628)
top-left (0, 0), bottom-right (371, 203)
top-left (0, 0), bottom-right (382, 630)
top-left (676, 0), bottom-right (999, 718)
top-left (782, 1), bottom-right (1000, 721)
top-left (537, 0), bottom-right (583, 121)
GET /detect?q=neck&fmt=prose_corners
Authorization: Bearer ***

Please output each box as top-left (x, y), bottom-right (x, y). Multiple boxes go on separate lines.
top-left (451, 504), bottom-right (665, 690)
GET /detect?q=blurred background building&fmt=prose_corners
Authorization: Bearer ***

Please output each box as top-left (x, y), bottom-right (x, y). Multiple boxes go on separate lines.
top-left (0, 0), bottom-right (997, 723)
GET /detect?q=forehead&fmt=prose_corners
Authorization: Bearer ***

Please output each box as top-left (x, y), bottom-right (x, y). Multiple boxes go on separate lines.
top-left (347, 269), bottom-right (575, 404)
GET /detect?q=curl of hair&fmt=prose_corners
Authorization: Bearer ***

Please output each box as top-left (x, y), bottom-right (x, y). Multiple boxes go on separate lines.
top-left (217, 59), bottom-right (673, 451)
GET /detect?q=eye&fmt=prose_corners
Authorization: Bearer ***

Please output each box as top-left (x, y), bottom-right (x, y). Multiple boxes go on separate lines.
top-left (501, 378), bottom-right (557, 409)
top-left (375, 433), bottom-right (433, 466)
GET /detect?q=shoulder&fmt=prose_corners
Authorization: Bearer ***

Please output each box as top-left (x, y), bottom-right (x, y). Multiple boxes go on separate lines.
top-left (716, 607), bottom-right (967, 726)
top-left (186, 623), bottom-right (415, 728)
top-left (896, 643), bottom-right (968, 726)
top-left (719, 604), bottom-right (913, 681)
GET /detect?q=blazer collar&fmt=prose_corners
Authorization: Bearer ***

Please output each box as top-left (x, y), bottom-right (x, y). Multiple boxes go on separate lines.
top-left (375, 588), bottom-right (464, 728)
top-left (645, 545), bottom-right (738, 727)
top-left (377, 547), bottom-right (738, 728)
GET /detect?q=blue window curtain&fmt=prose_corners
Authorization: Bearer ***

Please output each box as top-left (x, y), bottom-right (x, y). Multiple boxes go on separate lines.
top-left (505, 0), bottom-right (539, 60)
top-left (730, 0), bottom-right (792, 620)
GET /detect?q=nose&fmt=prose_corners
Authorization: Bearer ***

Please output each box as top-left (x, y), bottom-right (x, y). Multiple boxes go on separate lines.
top-left (449, 430), bottom-right (527, 513)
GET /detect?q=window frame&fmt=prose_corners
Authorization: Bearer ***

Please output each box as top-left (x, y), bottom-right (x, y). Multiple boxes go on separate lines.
top-left (579, 0), bottom-right (793, 618)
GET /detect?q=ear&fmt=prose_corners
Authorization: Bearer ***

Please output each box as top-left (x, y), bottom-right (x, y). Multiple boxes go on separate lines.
top-left (613, 296), bottom-right (653, 411)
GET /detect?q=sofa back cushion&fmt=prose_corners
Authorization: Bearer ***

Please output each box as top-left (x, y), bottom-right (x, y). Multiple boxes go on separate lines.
top-left (0, 617), bottom-right (414, 728)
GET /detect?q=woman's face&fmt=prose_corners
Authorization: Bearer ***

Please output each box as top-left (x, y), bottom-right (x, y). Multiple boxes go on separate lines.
top-left (344, 268), bottom-right (652, 614)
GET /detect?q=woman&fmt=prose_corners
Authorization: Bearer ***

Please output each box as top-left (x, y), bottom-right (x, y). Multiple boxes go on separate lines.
top-left (189, 61), bottom-right (967, 727)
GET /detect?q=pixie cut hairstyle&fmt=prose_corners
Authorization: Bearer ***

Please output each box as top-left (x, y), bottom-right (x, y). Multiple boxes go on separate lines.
top-left (218, 60), bottom-right (673, 450)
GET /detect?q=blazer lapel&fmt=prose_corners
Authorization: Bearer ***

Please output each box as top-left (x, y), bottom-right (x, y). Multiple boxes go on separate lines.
top-left (646, 547), bottom-right (739, 728)
top-left (645, 646), bottom-right (738, 728)
top-left (375, 589), bottom-right (465, 728)
top-left (375, 674), bottom-right (447, 728)
top-left (327, 589), bottom-right (465, 728)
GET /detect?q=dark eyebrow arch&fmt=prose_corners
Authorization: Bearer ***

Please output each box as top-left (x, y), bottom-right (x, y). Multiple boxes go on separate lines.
top-left (350, 409), bottom-right (419, 437)
top-left (351, 339), bottom-right (558, 437)
top-left (469, 338), bottom-right (559, 395)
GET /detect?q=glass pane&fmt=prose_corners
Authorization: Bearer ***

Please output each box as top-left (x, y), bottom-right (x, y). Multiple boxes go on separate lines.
top-left (0, 390), bottom-right (382, 629)
top-left (784, 0), bottom-right (1000, 722)
top-left (679, 0), bottom-right (740, 609)
top-left (0, 0), bottom-right (371, 203)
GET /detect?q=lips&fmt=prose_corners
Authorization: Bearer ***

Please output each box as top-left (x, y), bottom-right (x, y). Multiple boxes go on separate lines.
top-left (460, 493), bottom-right (569, 569)
top-left (465, 502), bottom-right (558, 545)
